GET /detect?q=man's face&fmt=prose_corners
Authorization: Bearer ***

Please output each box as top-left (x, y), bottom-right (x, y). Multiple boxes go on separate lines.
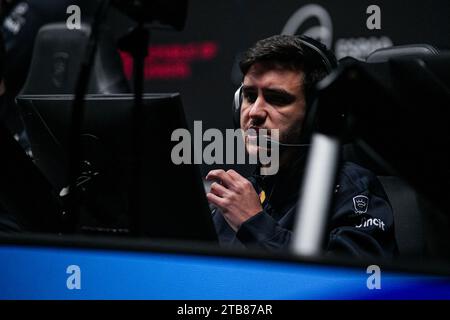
top-left (240, 63), bottom-right (306, 156)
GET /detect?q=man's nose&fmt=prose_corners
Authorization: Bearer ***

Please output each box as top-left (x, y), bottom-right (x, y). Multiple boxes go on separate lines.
top-left (248, 95), bottom-right (268, 123)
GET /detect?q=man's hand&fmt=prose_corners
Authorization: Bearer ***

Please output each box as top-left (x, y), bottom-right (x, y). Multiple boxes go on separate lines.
top-left (206, 169), bottom-right (263, 232)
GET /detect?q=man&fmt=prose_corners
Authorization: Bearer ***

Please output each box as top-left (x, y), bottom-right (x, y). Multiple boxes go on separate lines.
top-left (206, 35), bottom-right (398, 258)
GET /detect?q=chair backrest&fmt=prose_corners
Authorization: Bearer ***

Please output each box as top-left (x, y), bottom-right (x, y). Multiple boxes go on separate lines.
top-left (343, 44), bottom-right (440, 257)
top-left (366, 44), bottom-right (439, 63)
top-left (377, 176), bottom-right (426, 257)
top-left (20, 23), bottom-right (129, 95)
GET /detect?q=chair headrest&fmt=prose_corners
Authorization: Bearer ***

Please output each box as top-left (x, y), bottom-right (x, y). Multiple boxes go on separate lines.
top-left (20, 23), bottom-right (129, 95)
top-left (366, 44), bottom-right (439, 63)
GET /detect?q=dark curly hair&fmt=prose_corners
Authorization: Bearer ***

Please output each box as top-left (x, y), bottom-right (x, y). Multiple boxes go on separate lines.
top-left (239, 34), bottom-right (336, 99)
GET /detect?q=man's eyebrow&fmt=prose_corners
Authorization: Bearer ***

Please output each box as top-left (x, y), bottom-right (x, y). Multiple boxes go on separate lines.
top-left (241, 85), bottom-right (296, 97)
top-left (241, 85), bottom-right (256, 91)
top-left (262, 88), bottom-right (296, 97)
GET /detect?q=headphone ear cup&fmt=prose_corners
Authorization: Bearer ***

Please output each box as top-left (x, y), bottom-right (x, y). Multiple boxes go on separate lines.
top-left (232, 85), bottom-right (243, 129)
top-left (296, 36), bottom-right (338, 143)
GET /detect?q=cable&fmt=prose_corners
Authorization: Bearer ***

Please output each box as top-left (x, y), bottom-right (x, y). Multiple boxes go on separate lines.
top-left (265, 139), bottom-right (311, 147)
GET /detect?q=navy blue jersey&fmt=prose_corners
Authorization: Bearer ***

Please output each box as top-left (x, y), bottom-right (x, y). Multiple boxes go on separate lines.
top-left (212, 161), bottom-right (398, 259)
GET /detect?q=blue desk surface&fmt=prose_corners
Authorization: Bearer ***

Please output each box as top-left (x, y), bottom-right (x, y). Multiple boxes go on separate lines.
top-left (1, 242), bottom-right (450, 300)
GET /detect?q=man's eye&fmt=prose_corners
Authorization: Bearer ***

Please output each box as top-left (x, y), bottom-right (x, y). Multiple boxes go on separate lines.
top-left (243, 91), bottom-right (257, 103)
top-left (264, 93), bottom-right (295, 106)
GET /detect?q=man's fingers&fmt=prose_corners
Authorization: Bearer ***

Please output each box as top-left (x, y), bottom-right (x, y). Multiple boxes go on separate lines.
top-left (205, 169), bottom-right (235, 187)
top-left (226, 169), bottom-right (244, 181)
top-left (227, 169), bottom-right (254, 191)
top-left (209, 182), bottom-right (230, 197)
top-left (206, 192), bottom-right (228, 208)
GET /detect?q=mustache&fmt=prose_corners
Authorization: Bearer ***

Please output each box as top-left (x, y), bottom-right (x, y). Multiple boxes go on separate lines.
top-left (245, 126), bottom-right (271, 134)
top-left (244, 128), bottom-right (278, 144)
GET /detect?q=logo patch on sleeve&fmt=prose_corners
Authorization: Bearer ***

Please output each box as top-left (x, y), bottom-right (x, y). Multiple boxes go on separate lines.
top-left (259, 190), bottom-right (266, 204)
top-left (353, 195), bottom-right (369, 214)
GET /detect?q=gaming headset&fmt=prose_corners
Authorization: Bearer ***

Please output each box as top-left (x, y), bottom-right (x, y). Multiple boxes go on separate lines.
top-left (232, 35), bottom-right (338, 146)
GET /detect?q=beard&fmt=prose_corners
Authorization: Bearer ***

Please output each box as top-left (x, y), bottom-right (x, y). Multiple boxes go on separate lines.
top-left (280, 123), bottom-right (303, 145)
top-left (244, 124), bottom-right (302, 157)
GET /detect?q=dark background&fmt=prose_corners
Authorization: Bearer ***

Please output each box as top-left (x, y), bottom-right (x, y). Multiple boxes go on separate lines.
top-left (134, 0), bottom-right (450, 175)
top-left (3, 0), bottom-right (450, 176)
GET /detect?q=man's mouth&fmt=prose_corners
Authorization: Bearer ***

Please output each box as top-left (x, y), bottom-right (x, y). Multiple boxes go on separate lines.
top-left (245, 127), bottom-right (273, 145)
top-left (246, 128), bottom-right (261, 141)
top-left (246, 126), bottom-right (269, 135)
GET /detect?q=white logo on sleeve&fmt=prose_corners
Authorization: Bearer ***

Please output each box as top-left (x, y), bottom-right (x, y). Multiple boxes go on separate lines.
top-left (353, 195), bottom-right (369, 214)
top-left (356, 217), bottom-right (386, 231)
